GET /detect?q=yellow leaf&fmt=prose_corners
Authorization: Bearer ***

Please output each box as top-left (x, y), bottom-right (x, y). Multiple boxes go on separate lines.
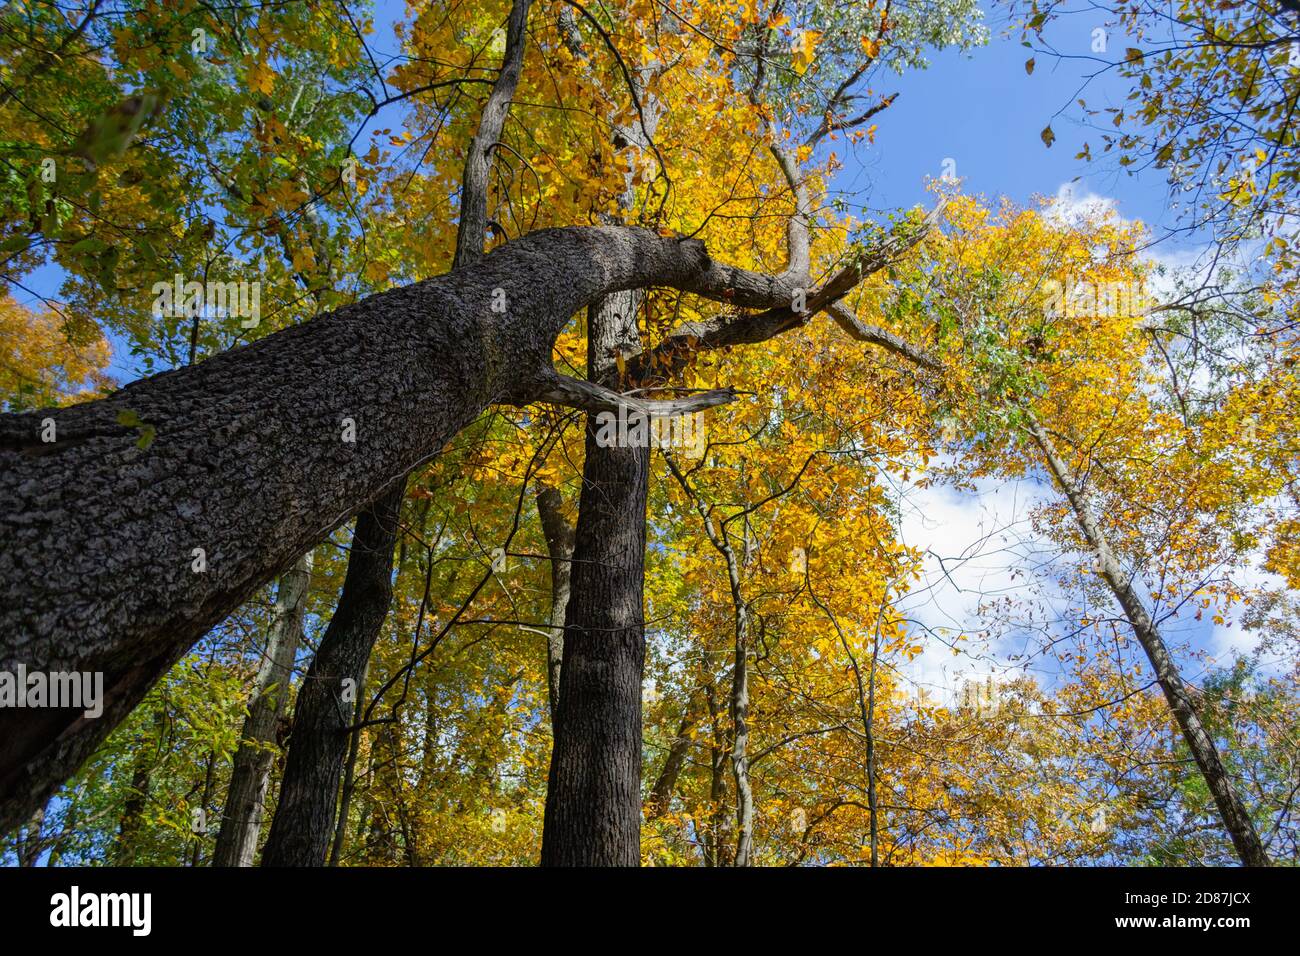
top-left (791, 31), bottom-right (822, 76)
top-left (247, 58), bottom-right (276, 95)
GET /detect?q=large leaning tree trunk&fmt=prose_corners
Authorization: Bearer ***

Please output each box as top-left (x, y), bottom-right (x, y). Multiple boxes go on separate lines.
top-left (0, 223), bottom-right (765, 834)
top-left (259, 485), bottom-right (403, 866)
top-left (0, 75), bottom-right (928, 834)
top-left (257, 0), bottom-right (534, 867)
top-left (1025, 416), bottom-right (1271, 866)
top-left (212, 551), bottom-right (312, 866)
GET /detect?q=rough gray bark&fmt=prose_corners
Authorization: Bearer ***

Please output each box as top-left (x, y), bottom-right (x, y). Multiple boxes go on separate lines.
top-left (539, 289), bottom-right (649, 867)
top-left (536, 15), bottom-right (660, 864)
top-left (212, 552), bottom-right (311, 866)
top-left (0, 224), bottom-right (717, 835)
top-left (258, 0), bottom-right (533, 867)
top-left (1026, 416), bottom-right (1270, 867)
top-left (259, 484), bottom-right (403, 866)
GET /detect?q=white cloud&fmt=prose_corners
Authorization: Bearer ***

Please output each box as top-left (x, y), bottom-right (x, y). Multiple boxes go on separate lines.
top-left (1046, 181), bottom-right (1124, 227)
top-left (1203, 558), bottom-right (1288, 669)
top-left (890, 471), bottom-right (1073, 703)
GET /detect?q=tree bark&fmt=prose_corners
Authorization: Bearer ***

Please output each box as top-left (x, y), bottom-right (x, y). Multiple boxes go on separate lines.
top-left (1026, 416), bottom-right (1270, 866)
top-left (259, 484), bottom-right (403, 866)
top-left (540, 283), bottom-right (649, 866)
top-left (256, 0), bottom-right (535, 866)
top-left (0, 222), bottom-right (716, 835)
top-left (212, 552), bottom-right (311, 866)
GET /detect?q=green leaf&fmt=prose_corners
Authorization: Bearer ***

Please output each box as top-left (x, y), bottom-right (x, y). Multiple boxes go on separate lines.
top-left (69, 236), bottom-right (109, 255)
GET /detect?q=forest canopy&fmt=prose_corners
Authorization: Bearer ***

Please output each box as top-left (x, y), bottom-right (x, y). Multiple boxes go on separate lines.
top-left (0, 0), bottom-right (1297, 871)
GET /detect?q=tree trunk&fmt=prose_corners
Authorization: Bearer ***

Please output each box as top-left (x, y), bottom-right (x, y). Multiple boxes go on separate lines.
top-left (646, 707), bottom-right (696, 821)
top-left (212, 552), bottom-right (311, 866)
top-left (538, 421), bottom-right (649, 866)
top-left (704, 679), bottom-right (729, 867)
top-left (1026, 416), bottom-right (1270, 866)
top-left (729, 612), bottom-right (754, 866)
top-left (328, 663), bottom-right (367, 867)
top-left (258, 0), bottom-right (534, 865)
top-left (665, 456), bottom-right (756, 865)
top-left (113, 706), bottom-right (164, 866)
top-left (536, 484), bottom-right (574, 719)
top-left (16, 802), bottom-right (45, 867)
top-left (259, 484), bottom-right (403, 866)
top-left (0, 224), bottom-right (714, 834)
top-left (535, 21), bottom-right (667, 863)
top-left (540, 286), bottom-right (649, 866)
top-left (115, 751), bottom-right (152, 866)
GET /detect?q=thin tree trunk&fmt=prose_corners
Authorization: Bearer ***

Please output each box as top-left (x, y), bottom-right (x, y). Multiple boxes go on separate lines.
top-left (704, 680), bottom-right (729, 867)
top-left (189, 748), bottom-right (218, 866)
top-left (536, 484), bottom-right (574, 719)
top-left (114, 721), bottom-right (157, 866)
top-left (646, 706), bottom-right (697, 821)
top-left (16, 802), bottom-right (45, 867)
top-left (212, 552), bottom-right (311, 866)
top-left (809, 577), bottom-right (884, 866)
top-left (328, 664), bottom-right (367, 867)
top-left (729, 608), bottom-right (754, 866)
top-left (665, 456), bottom-right (755, 865)
top-left (260, 484), bottom-right (403, 866)
top-left (864, 616), bottom-right (881, 866)
top-left (1026, 416), bottom-right (1270, 866)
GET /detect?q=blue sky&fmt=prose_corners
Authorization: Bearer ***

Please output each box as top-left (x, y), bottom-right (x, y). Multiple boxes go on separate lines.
top-left (850, 8), bottom-right (1175, 235)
